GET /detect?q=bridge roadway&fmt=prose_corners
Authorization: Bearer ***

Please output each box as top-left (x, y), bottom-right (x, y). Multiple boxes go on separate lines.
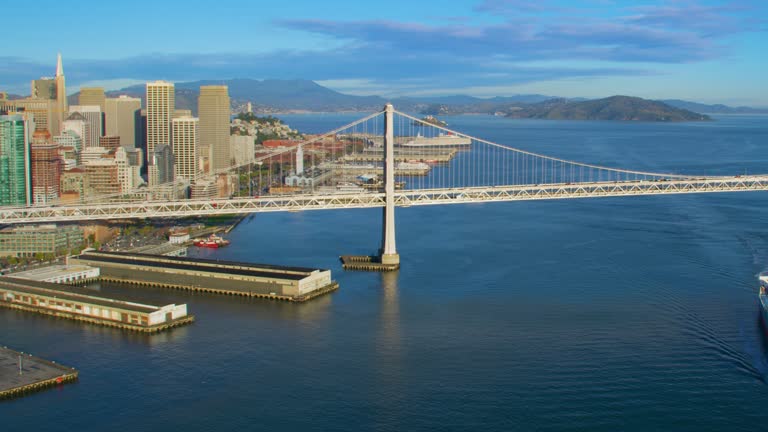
top-left (1, 175), bottom-right (767, 224)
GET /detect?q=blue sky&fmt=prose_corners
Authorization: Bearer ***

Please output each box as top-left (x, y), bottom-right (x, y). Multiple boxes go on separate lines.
top-left (2, 0), bottom-right (766, 105)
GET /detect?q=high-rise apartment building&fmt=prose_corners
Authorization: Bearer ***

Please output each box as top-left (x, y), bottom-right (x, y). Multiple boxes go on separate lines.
top-left (172, 116), bottom-right (199, 181)
top-left (198, 86), bottom-right (230, 174)
top-left (68, 105), bottom-right (102, 149)
top-left (146, 81), bottom-right (175, 186)
top-left (105, 96), bottom-right (141, 148)
top-left (0, 114), bottom-right (33, 206)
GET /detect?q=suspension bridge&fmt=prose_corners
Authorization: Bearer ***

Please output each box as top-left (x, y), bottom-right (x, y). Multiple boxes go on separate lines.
top-left (2, 104), bottom-right (767, 267)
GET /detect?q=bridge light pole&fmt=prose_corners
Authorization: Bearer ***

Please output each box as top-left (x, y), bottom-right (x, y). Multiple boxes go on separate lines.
top-left (379, 103), bottom-right (400, 267)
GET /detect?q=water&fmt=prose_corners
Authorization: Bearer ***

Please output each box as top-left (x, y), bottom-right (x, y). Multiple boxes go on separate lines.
top-left (3, 114), bottom-right (768, 430)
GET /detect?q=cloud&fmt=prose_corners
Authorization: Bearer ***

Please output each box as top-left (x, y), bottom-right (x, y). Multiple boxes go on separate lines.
top-left (0, 1), bottom-right (763, 98)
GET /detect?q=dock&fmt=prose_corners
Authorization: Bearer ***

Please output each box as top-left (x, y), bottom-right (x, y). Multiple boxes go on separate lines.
top-left (10, 264), bottom-right (100, 285)
top-left (0, 346), bottom-right (78, 400)
top-left (0, 277), bottom-right (193, 333)
top-left (340, 255), bottom-right (400, 272)
top-left (69, 251), bottom-right (339, 302)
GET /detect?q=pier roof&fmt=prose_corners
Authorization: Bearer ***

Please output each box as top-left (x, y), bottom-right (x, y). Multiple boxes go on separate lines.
top-left (77, 253), bottom-right (310, 281)
top-left (0, 277), bottom-right (164, 313)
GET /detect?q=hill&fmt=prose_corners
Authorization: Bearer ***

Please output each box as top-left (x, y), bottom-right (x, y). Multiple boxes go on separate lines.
top-left (660, 99), bottom-right (768, 114)
top-left (502, 96), bottom-right (711, 122)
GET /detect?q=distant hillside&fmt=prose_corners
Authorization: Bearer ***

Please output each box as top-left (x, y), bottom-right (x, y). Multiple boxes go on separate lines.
top-left (502, 96), bottom-right (711, 122)
top-left (61, 79), bottom-right (762, 118)
top-left (660, 99), bottom-right (768, 114)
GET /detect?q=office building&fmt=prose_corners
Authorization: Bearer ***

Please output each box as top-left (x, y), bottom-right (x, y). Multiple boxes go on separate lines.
top-left (105, 96), bottom-right (141, 148)
top-left (4, 98), bottom-right (57, 135)
top-left (68, 106), bottom-right (102, 148)
top-left (78, 87), bottom-right (106, 112)
top-left (0, 224), bottom-right (83, 258)
top-left (199, 86), bottom-right (230, 174)
top-left (171, 115), bottom-right (199, 181)
top-left (146, 81), bottom-right (174, 185)
top-left (99, 135), bottom-right (121, 150)
top-left (54, 54), bottom-right (67, 136)
top-left (62, 113), bottom-right (88, 154)
top-left (32, 78), bottom-right (56, 100)
top-left (0, 114), bottom-right (33, 206)
top-left (30, 130), bottom-right (61, 204)
top-left (152, 144), bottom-right (174, 185)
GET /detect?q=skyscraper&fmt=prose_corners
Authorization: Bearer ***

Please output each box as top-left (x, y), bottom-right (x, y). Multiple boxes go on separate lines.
top-left (105, 95), bottom-right (141, 148)
top-left (172, 115), bottom-right (200, 181)
top-left (62, 112), bottom-right (88, 154)
top-left (0, 114), bottom-right (33, 206)
top-left (68, 106), bottom-right (102, 149)
top-left (146, 81), bottom-right (174, 186)
top-left (30, 130), bottom-right (61, 204)
top-left (54, 53), bottom-right (67, 137)
top-left (198, 86), bottom-right (230, 174)
top-left (78, 87), bottom-right (106, 112)
top-left (31, 78), bottom-right (56, 100)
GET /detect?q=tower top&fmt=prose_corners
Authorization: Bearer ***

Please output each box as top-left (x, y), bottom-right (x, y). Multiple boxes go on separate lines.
top-left (56, 53), bottom-right (64, 77)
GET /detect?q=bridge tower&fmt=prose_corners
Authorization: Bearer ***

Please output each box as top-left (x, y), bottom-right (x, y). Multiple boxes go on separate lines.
top-left (379, 103), bottom-right (400, 268)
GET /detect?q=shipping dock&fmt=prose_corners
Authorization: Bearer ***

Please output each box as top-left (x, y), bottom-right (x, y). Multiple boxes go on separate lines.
top-left (0, 277), bottom-right (193, 333)
top-left (69, 251), bottom-right (339, 302)
top-left (0, 346), bottom-right (78, 400)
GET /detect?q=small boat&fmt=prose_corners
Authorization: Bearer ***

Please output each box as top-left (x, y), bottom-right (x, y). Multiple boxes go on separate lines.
top-left (193, 234), bottom-right (230, 248)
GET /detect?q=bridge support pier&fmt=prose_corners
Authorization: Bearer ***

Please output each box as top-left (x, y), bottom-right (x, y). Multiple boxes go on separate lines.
top-left (379, 103), bottom-right (400, 268)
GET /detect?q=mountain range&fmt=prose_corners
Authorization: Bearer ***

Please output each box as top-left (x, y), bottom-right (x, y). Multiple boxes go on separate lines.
top-left (52, 78), bottom-right (768, 117)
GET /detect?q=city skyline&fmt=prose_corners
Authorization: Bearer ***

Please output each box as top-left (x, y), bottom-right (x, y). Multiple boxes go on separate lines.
top-left (1, 0), bottom-right (766, 106)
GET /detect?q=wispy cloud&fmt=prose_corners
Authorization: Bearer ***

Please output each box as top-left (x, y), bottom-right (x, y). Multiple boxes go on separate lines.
top-left (0, 0), bottom-right (764, 99)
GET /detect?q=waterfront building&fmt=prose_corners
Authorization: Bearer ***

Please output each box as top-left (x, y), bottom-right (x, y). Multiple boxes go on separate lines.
top-left (0, 277), bottom-right (191, 332)
top-left (146, 81), bottom-right (174, 186)
top-left (199, 86), bottom-right (230, 175)
top-left (105, 96), bottom-right (141, 148)
top-left (68, 106), bottom-right (102, 149)
top-left (30, 130), bottom-right (61, 204)
top-left (0, 224), bottom-right (83, 257)
top-left (0, 114), bottom-right (33, 206)
top-left (172, 115), bottom-right (199, 181)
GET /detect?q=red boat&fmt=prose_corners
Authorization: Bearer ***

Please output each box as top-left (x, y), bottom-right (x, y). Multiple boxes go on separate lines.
top-left (193, 234), bottom-right (230, 248)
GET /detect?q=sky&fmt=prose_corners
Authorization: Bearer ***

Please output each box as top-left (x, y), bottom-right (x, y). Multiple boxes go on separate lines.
top-left (1, 0), bottom-right (766, 106)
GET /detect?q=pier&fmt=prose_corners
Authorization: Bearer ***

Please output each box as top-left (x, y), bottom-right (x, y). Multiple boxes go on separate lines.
top-left (0, 346), bottom-right (78, 400)
top-left (69, 251), bottom-right (339, 302)
top-left (0, 277), bottom-right (193, 333)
